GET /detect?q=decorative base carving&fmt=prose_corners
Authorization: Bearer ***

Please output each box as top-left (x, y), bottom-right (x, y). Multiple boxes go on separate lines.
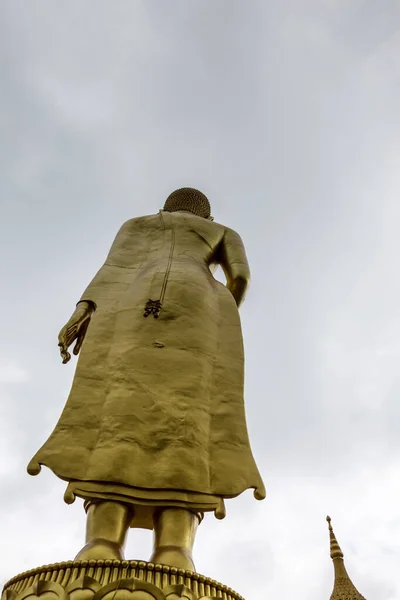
top-left (2, 560), bottom-right (245, 600)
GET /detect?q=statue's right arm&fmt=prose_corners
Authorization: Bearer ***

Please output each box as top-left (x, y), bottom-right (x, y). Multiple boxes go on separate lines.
top-left (57, 220), bottom-right (132, 364)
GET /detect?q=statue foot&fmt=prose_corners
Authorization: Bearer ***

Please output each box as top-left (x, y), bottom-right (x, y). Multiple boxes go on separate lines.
top-left (74, 538), bottom-right (124, 561)
top-left (149, 545), bottom-right (195, 571)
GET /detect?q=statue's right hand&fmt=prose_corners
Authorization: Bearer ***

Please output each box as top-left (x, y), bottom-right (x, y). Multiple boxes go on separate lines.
top-left (58, 301), bottom-right (95, 364)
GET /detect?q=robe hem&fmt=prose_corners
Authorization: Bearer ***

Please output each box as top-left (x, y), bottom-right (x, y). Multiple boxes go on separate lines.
top-left (64, 480), bottom-right (227, 529)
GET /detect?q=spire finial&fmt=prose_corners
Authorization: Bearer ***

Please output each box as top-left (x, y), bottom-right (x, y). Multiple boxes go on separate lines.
top-left (326, 515), bottom-right (344, 560)
top-left (326, 516), bottom-right (366, 600)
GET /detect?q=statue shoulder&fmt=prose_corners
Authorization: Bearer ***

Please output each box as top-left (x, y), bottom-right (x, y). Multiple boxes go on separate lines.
top-left (222, 225), bottom-right (245, 243)
top-left (207, 219), bottom-right (241, 238)
top-left (117, 214), bottom-right (161, 234)
top-left (106, 214), bottom-right (161, 265)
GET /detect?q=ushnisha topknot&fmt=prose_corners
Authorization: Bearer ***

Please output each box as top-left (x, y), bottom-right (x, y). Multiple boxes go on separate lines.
top-left (163, 187), bottom-right (211, 219)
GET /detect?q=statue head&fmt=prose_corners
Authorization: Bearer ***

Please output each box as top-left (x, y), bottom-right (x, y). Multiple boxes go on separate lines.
top-left (164, 187), bottom-right (212, 219)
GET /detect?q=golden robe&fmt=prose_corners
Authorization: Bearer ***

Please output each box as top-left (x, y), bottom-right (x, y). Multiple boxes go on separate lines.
top-left (28, 211), bottom-right (265, 525)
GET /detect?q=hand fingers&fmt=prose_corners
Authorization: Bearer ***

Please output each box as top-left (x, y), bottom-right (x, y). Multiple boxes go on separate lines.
top-left (58, 327), bottom-right (78, 351)
top-left (73, 336), bottom-right (83, 356)
top-left (65, 321), bottom-right (86, 346)
top-left (59, 319), bottom-right (81, 344)
top-left (66, 330), bottom-right (79, 347)
top-left (58, 327), bottom-right (67, 345)
top-left (58, 324), bottom-right (74, 345)
top-left (66, 325), bottom-right (78, 340)
top-left (59, 313), bottom-right (91, 360)
top-left (73, 319), bottom-right (90, 356)
top-left (58, 343), bottom-right (71, 365)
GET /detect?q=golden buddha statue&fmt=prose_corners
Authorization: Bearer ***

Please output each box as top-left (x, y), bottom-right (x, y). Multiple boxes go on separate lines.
top-left (27, 188), bottom-right (265, 572)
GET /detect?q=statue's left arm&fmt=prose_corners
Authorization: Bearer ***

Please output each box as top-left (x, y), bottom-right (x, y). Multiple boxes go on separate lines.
top-left (219, 227), bottom-right (250, 308)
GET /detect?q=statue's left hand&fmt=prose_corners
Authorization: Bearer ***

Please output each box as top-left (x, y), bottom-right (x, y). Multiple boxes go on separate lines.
top-left (58, 301), bottom-right (95, 364)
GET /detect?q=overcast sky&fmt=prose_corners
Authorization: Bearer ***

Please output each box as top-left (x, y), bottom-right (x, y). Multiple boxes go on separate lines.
top-left (1, 1), bottom-right (400, 598)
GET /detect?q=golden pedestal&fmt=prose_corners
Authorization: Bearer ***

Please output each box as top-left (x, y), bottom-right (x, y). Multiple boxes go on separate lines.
top-left (2, 560), bottom-right (244, 600)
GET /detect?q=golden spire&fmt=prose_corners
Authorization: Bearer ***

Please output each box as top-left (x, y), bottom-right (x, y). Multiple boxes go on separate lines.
top-left (326, 516), bottom-right (366, 600)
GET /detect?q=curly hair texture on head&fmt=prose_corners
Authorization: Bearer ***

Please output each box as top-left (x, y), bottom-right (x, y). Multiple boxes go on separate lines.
top-left (164, 187), bottom-right (211, 219)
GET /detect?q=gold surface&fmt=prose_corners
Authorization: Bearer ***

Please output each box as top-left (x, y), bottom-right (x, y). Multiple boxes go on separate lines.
top-left (164, 188), bottom-right (211, 219)
top-left (2, 560), bottom-right (245, 600)
top-left (326, 517), bottom-right (366, 600)
top-left (26, 191), bottom-right (265, 568)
